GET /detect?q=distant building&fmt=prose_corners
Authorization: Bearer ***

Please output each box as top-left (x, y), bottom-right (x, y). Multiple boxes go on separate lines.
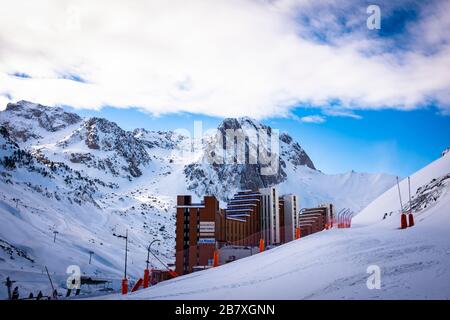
top-left (279, 197), bottom-right (285, 243)
top-left (176, 190), bottom-right (334, 273)
top-left (175, 195), bottom-right (219, 275)
top-left (299, 204), bottom-right (334, 237)
top-left (260, 187), bottom-right (280, 245)
top-left (279, 194), bottom-right (300, 243)
top-left (218, 190), bottom-right (262, 246)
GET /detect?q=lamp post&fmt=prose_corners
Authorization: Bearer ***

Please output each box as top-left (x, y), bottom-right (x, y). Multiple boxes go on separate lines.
top-left (124, 229), bottom-right (128, 279)
top-left (144, 239), bottom-right (160, 288)
top-left (147, 239), bottom-right (161, 270)
top-left (53, 231), bottom-right (59, 243)
top-left (119, 229), bottom-right (129, 294)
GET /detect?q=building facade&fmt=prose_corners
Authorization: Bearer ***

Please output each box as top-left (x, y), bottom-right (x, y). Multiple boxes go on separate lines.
top-left (260, 187), bottom-right (280, 245)
top-left (280, 194), bottom-right (299, 243)
top-left (175, 195), bottom-right (219, 275)
top-left (176, 190), bottom-right (334, 273)
top-left (298, 204), bottom-right (334, 237)
top-left (219, 190), bottom-right (262, 246)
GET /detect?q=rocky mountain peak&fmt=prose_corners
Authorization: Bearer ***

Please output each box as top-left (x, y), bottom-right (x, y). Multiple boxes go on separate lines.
top-left (133, 128), bottom-right (187, 150)
top-left (184, 117), bottom-right (316, 200)
top-left (57, 116), bottom-right (151, 178)
top-left (1, 100), bottom-right (82, 142)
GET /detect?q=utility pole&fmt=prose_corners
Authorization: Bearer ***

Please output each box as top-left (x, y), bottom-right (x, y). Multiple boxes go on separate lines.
top-left (124, 229), bottom-right (128, 279)
top-left (45, 266), bottom-right (55, 292)
top-left (119, 230), bottom-right (129, 294)
top-left (407, 176), bottom-right (415, 227)
top-left (89, 251), bottom-right (94, 264)
top-left (397, 176), bottom-right (408, 229)
top-left (53, 231), bottom-right (59, 243)
top-left (408, 176), bottom-right (412, 213)
top-left (396, 176), bottom-right (404, 212)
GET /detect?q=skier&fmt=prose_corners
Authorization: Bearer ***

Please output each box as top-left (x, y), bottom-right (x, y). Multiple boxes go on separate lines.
top-left (52, 289), bottom-right (58, 300)
top-left (36, 291), bottom-right (43, 300)
top-left (11, 286), bottom-right (19, 300)
top-left (28, 292), bottom-right (34, 299)
top-left (3, 277), bottom-right (15, 300)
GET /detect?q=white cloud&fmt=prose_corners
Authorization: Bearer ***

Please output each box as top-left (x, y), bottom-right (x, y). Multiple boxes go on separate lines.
top-left (300, 115), bottom-right (326, 124)
top-left (0, 0), bottom-right (449, 118)
top-left (322, 108), bottom-right (362, 119)
top-left (0, 95), bottom-right (11, 111)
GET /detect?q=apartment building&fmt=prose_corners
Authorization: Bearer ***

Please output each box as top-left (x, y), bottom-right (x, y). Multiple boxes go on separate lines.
top-left (260, 187), bottom-right (280, 245)
top-left (280, 194), bottom-right (300, 243)
top-left (175, 195), bottom-right (219, 275)
top-left (175, 190), bottom-right (334, 273)
top-left (218, 190), bottom-right (262, 246)
top-left (298, 204), bottom-right (334, 237)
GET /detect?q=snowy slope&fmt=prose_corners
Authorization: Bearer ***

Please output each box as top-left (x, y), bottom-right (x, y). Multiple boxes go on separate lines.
top-left (0, 100), bottom-right (397, 298)
top-left (278, 165), bottom-right (395, 213)
top-left (354, 151), bottom-right (450, 226)
top-left (103, 153), bottom-right (450, 300)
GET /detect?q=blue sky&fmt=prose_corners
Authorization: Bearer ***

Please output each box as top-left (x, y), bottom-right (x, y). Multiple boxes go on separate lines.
top-left (70, 105), bottom-right (450, 177)
top-left (2, 0), bottom-right (450, 177)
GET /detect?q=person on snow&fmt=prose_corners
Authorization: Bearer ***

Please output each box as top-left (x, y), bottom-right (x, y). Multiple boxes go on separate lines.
top-left (11, 286), bottom-right (19, 300)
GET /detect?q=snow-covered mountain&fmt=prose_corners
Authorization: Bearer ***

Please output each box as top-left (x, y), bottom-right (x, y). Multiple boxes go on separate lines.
top-left (183, 117), bottom-right (395, 211)
top-left (184, 117), bottom-right (314, 200)
top-left (106, 151), bottom-right (450, 300)
top-left (0, 100), bottom-right (396, 298)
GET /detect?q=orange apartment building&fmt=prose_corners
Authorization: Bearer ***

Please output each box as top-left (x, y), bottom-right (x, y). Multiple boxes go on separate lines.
top-left (175, 195), bottom-right (219, 275)
top-left (298, 204), bottom-right (334, 237)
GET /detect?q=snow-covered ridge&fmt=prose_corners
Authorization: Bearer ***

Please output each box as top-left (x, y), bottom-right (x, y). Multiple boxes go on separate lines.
top-left (57, 117), bottom-right (151, 178)
top-left (0, 101), bottom-right (81, 143)
top-left (354, 151), bottom-right (450, 226)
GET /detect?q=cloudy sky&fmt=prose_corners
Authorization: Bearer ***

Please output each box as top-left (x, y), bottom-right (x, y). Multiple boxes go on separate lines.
top-left (1, 0), bottom-right (449, 175)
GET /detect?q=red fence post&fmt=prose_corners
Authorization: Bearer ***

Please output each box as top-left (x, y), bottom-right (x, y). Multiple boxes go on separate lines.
top-left (408, 214), bottom-right (415, 227)
top-left (213, 250), bottom-right (219, 267)
top-left (295, 227), bottom-right (301, 239)
top-left (143, 269), bottom-right (150, 288)
top-left (121, 278), bottom-right (128, 295)
top-left (400, 213), bottom-right (407, 229)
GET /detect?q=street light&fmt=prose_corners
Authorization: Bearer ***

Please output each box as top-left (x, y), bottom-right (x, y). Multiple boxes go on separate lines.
top-left (147, 239), bottom-right (161, 270)
top-left (144, 239), bottom-right (161, 288)
top-left (120, 229), bottom-right (129, 295)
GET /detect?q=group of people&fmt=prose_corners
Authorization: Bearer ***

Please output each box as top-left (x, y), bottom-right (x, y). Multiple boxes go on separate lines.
top-left (4, 277), bottom-right (58, 300)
